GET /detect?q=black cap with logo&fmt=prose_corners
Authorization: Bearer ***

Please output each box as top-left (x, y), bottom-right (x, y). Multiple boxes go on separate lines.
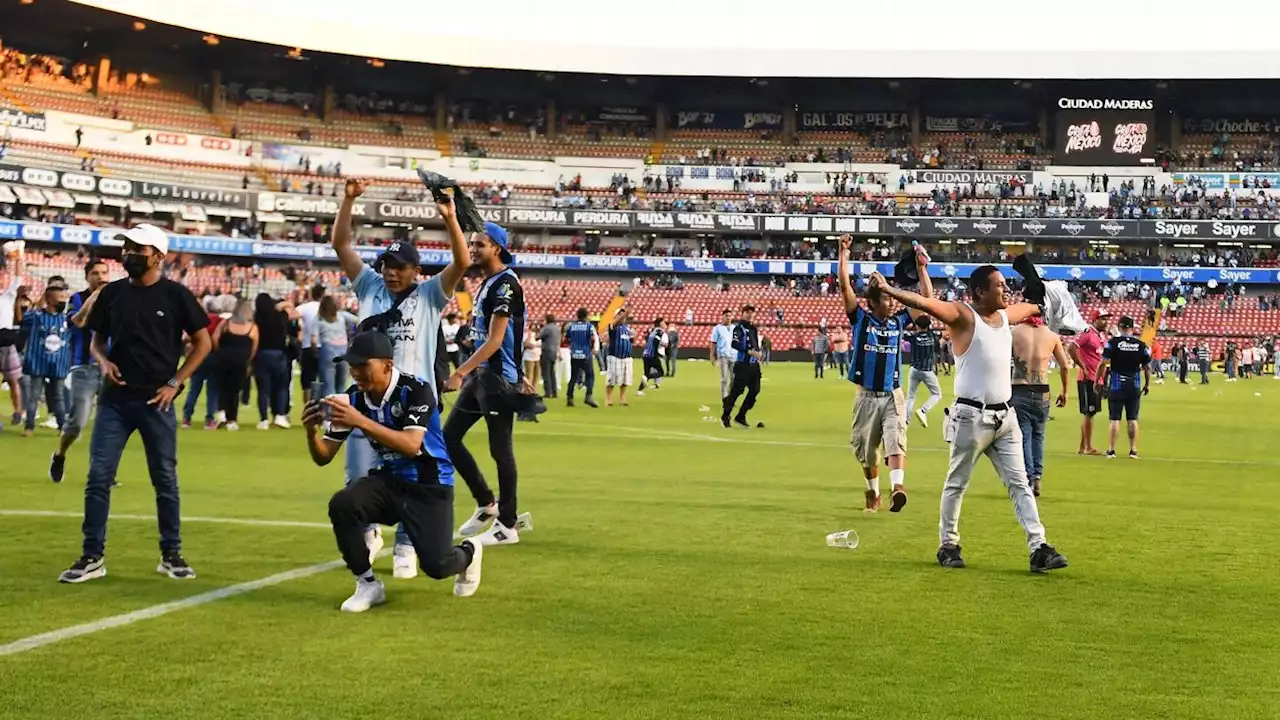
top-left (339, 331), bottom-right (394, 365)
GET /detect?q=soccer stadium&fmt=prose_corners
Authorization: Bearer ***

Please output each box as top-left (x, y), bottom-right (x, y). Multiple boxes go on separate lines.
top-left (1, 1), bottom-right (1279, 717)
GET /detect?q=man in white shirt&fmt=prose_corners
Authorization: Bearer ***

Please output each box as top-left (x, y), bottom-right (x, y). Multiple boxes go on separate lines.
top-left (709, 309), bottom-right (736, 399)
top-left (442, 313), bottom-right (462, 370)
top-left (296, 284), bottom-right (325, 404)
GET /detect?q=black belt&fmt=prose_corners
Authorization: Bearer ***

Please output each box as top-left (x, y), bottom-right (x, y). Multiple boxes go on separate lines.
top-left (956, 397), bottom-right (1011, 410)
top-left (1012, 384), bottom-right (1050, 394)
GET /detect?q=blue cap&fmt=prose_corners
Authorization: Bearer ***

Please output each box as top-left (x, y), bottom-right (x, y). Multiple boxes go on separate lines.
top-left (483, 221), bottom-right (512, 264)
top-left (374, 240), bottom-right (421, 270)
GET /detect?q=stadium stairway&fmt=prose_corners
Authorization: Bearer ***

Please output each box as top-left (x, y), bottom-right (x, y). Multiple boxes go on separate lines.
top-left (0, 85), bottom-right (31, 112)
top-left (435, 130), bottom-right (451, 156)
top-left (597, 293), bottom-right (627, 336)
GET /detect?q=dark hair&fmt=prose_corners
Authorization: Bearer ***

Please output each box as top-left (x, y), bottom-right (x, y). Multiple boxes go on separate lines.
top-left (445, 312), bottom-right (457, 321)
top-left (968, 265), bottom-right (1001, 296)
top-left (254, 293), bottom-right (285, 336)
top-left (544, 313), bottom-right (555, 324)
top-left (310, 284), bottom-right (326, 301)
top-left (576, 307), bottom-right (588, 320)
top-left (47, 275), bottom-right (66, 286)
top-left (915, 315), bottom-right (932, 329)
top-left (84, 258), bottom-right (108, 276)
top-left (741, 304), bottom-right (755, 312)
top-left (1118, 315), bottom-right (1136, 329)
top-left (319, 295), bottom-right (338, 322)
top-left (866, 286), bottom-right (884, 304)
top-left (654, 316), bottom-right (664, 326)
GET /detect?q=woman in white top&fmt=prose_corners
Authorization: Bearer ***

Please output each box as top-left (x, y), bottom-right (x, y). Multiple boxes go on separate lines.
top-left (311, 295), bottom-right (358, 396)
top-left (522, 322), bottom-right (542, 392)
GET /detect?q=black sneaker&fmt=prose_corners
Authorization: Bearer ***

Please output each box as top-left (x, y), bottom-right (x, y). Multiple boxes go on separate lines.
top-left (158, 553), bottom-right (197, 579)
top-left (1029, 544), bottom-right (1068, 573)
top-left (1129, 450), bottom-right (1140, 459)
top-left (584, 397), bottom-right (598, 408)
top-left (937, 545), bottom-right (966, 568)
top-left (733, 417), bottom-right (750, 429)
top-left (1105, 450), bottom-right (1117, 459)
top-left (58, 555), bottom-right (106, 583)
top-left (720, 415), bottom-right (730, 428)
top-left (889, 488), bottom-right (908, 513)
top-left (1031, 478), bottom-right (1042, 497)
top-left (566, 398), bottom-right (575, 407)
top-left (49, 452), bottom-right (66, 483)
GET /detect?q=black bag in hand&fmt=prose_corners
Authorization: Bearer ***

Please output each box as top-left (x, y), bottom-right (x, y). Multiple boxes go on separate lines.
top-left (893, 246), bottom-right (921, 289)
top-left (416, 169), bottom-right (486, 232)
top-left (1012, 254), bottom-right (1046, 305)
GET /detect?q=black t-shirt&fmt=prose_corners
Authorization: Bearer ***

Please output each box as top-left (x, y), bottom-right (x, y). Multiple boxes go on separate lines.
top-left (1102, 335), bottom-right (1151, 393)
top-left (87, 277), bottom-right (208, 400)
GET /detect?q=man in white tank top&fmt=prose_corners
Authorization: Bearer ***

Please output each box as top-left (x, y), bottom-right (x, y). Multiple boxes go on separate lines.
top-left (868, 265), bottom-right (1068, 573)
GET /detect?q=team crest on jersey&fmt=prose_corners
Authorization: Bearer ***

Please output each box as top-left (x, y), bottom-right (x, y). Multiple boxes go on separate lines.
top-left (495, 283), bottom-right (514, 301)
top-left (390, 402), bottom-right (403, 418)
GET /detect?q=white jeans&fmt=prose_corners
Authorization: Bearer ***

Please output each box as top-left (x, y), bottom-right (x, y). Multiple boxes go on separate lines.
top-left (906, 368), bottom-right (942, 415)
top-left (556, 348), bottom-right (571, 389)
top-left (717, 357), bottom-right (735, 399)
top-left (940, 403), bottom-right (1047, 551)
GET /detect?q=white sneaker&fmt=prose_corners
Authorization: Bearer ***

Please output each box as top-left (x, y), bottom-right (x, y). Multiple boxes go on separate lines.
top-left (916, 408), bottom-right (929, 428)
top-left (214, 410), bottom-right (227, 426)
top-left (459, 503), bottom-right (498, 537)
top-left (636, 389), bottom-right (646, 396)
top-left (42, 416), bottom-right (59, 430)
top-left (273, 415), bottom-right (291, 429)
top-left (478, 521), bottom-right (520, 547)
top-left (340, 578), bottom-right (386, 612)
top-left (392, 543), bottom-right (418, 579)
top-left (514, 512), bottom-right (533, 532)
top-left (225, 421), bottom-right (240, 431)
top-left (256, 420), bottom-right (270, 430)
top-left (364, 527), bottom-right (383, 566)
top-left (453, 540), bottom-right (483, 597)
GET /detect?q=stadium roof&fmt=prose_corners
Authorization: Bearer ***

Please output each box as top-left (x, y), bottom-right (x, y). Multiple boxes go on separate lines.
top-left (69, 0), bottom-right (1280, 80)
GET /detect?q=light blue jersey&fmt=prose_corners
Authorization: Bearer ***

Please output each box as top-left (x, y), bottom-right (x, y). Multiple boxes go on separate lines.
top-left (711, 323), bottom-right (735, 358)
top-left (353, 266), bottom-right (447, 388)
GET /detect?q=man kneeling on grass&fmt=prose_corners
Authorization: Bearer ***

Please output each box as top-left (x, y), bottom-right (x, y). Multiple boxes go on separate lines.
top-left (303, 331), bottom-right (482, 612)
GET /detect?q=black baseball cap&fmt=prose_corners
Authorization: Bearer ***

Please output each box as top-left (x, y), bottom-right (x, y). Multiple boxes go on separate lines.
top-left (339, 331), bottom-right (394, 365)
top-left (373, 241), bottom-right (420, 270)
top-left (1118, 316), bottom-right (1136, 329)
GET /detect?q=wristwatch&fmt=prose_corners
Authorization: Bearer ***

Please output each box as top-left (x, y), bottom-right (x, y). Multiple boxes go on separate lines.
top-left (165, 378), bottom-right (181, 390)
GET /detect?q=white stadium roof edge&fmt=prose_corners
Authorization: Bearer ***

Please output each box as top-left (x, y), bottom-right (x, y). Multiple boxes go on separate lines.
top-left (71, 0), bottom-right (1280, 80)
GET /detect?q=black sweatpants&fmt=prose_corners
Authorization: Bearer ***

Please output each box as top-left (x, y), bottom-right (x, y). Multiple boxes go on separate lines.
top-left (328, 473), bottom-right (472, 578)
top-left (567, 357), bottom-right (594, 400)
top-left (444, 376), bottom-right (519, 528)
top-left (215, 359), bottom-right (249, 423)
top-left (723, 362), bottom-right (761, 422)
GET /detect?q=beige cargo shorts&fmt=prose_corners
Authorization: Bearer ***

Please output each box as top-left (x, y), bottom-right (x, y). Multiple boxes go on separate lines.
top-left (850, 387), bottom-right (908, 468)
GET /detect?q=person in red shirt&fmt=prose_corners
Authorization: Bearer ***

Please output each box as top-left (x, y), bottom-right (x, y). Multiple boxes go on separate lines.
top-left (182, 294), bottom-right (231, 428)
top-left (1067, 309), bottom-right (1110, 455)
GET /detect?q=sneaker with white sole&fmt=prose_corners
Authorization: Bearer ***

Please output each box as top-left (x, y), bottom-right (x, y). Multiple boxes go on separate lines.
top-left (364, 527), bottom-right (384, 566)
top-left (478, 521), bottom-right (520, 547)
top-left (392, 543), bottom-right (418, 579)
top-left (256, 420), bottom-right (270, 430)
top-left (225, 421), bottom-right (240, 431)
top-left (157, 553), bottom-right (196, 579)
top-left (273, 415), bottom-right (291, 429)
top-left (916, 408), bottom-right (929, 428)
top-left (341, 578), bottom-right (386, 612)
top-left (453, 540), bottom-right (482, 597)
top-left (58, 555), bottom-right (106, 583)
top-left (214, 410), bottom-right (227, 426)
top-left (459, 503), bottom-right (498, 537)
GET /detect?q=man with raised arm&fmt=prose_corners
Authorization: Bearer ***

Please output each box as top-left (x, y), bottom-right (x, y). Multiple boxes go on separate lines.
top-left (330, 178), bottom-right (469, 580)
top-left (866, 264), bottom-right (1068, 573)
top-left (836, 235), bottom-right (931, 513)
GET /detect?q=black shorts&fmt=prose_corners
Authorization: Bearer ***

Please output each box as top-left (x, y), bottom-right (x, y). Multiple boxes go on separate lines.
top-left (299, 347), bottom-right (319, 387)
top-left (1108, 387), bottom-right (1142, 421)
top-left (643, 357), bottom-right (665, 379)
top-left (1077, 380), bottom-right (1101, 416)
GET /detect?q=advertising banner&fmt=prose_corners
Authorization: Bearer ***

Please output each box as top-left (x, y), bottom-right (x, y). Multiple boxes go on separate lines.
top-left (914, 170), bottom-right (1033, 185)
top-left (0, 108), bottom-right (47, 132)
top-left (799, 111), bottom-right (908, 130)
top-left (138, 182), bottom-right (249, 209)
top-left (1053, 96), bottom-right (1156, 166)
top-left (592, 107), bottom-right (652, 124)
top-left (674, 109), bottom-right (784, 130)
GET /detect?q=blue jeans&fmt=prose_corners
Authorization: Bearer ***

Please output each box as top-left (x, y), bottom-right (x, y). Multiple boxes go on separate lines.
top-left (23, 374), bottom-right (65, 431)
top-left (1011, 390), bottom-right (1049, 480)
top-left (345, 431), bottom-right (410, 546)
top-left (182, 363), bottom-right (219, 423)
top-left (63, 365), bottom-right (101, 439)
top-left (254, 349), bottom-right (290, 420)
top-left (317, 342), bottom-right (349, 397)
top-left (82, 395), bottom-right (181, 557)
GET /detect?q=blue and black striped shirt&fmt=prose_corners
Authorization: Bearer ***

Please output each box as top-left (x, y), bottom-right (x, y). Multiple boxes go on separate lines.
top-left (67, 289), bottom-right (95, 368)
top-left (642, 328), bottom-right (663, 359)
top-left (847, 306), bottom-right (912, 392)
top-left (565, 321), bottom-right (596, 360)
top-left (732, 321), bottom-right (760, 364)
top-left (608, 323), bottom-right (633, 358)
top-left (323, 369), bottom-right (454, 485)
top-left (906, 330), bottom-right (939, 373)
top-left (21, 309), bottom-right (72, 378)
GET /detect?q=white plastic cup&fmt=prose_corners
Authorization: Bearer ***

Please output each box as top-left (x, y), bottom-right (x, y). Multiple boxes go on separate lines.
top-left (325, 393), bottom-right (351, 431)
top-left (825, 530), bottom-right (859, 549)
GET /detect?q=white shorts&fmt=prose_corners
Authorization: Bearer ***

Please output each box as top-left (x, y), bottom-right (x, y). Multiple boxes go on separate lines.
top-left (607, 356), bottom-right (634, 386)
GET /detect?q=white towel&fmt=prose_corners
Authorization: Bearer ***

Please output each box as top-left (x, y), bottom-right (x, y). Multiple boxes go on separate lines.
top-left (1043, 281), bottom-right (1087, 334)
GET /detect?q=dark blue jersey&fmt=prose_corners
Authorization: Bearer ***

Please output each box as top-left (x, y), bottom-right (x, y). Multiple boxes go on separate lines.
top-left (324, 369), bottom-right (454, 485)
top-left (847, 306), bottom-right (912, 391)
top-left (608, 323), bottom-right (634, 358)
top-left (21, 309), bottom-right (72, 378)
top-left (565, 321), bottom-right (596, 360)
top-left (1103, 335), bottom-right (1151, 392)
top-left (471, 268), bottom-right (524, 383)
top-left (906, 329), bottom-right (939, 373)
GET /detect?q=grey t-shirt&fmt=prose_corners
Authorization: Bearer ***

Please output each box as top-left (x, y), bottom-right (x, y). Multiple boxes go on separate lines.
top-left (813, 333), bottom-right (831, 354)
top-left (538, 323), bottom-right (562, 356)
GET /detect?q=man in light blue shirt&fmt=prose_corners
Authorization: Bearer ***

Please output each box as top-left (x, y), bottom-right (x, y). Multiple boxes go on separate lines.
top-left (709, 308), bottom-right (736, 399)
top-left (331, 178), bottom-right (469, 580)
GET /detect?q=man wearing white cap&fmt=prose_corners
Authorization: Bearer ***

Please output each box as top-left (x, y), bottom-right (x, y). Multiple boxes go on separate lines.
top-left (58, 223), bottom-right (213, 584)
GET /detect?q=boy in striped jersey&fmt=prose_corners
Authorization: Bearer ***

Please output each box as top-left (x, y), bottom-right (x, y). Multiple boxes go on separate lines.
top-left (18, 277), bottom-right (72, 437)
top-left (637, 318), bottom-right (666, 395)
top-left (49, 259), bottom-right (111, 483)
top-left (605, 308), bottom-right (635, 406)
top-left (563, 307), bottom-right (599, 408)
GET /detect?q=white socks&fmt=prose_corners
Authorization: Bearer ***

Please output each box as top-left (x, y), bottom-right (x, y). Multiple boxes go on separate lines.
top-left (889, 468), bottom-right (905, 489)
top-left (865, 475), bottom-right (880, 495)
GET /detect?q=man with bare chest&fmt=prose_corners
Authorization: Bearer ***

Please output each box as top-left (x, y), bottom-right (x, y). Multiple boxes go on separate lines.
top-left (1010, 316), bottom-right (1071, 497)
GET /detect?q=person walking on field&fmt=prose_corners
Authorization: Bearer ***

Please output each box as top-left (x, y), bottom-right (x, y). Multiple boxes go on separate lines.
top-left (211, 298), bottom-right (258, 432)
